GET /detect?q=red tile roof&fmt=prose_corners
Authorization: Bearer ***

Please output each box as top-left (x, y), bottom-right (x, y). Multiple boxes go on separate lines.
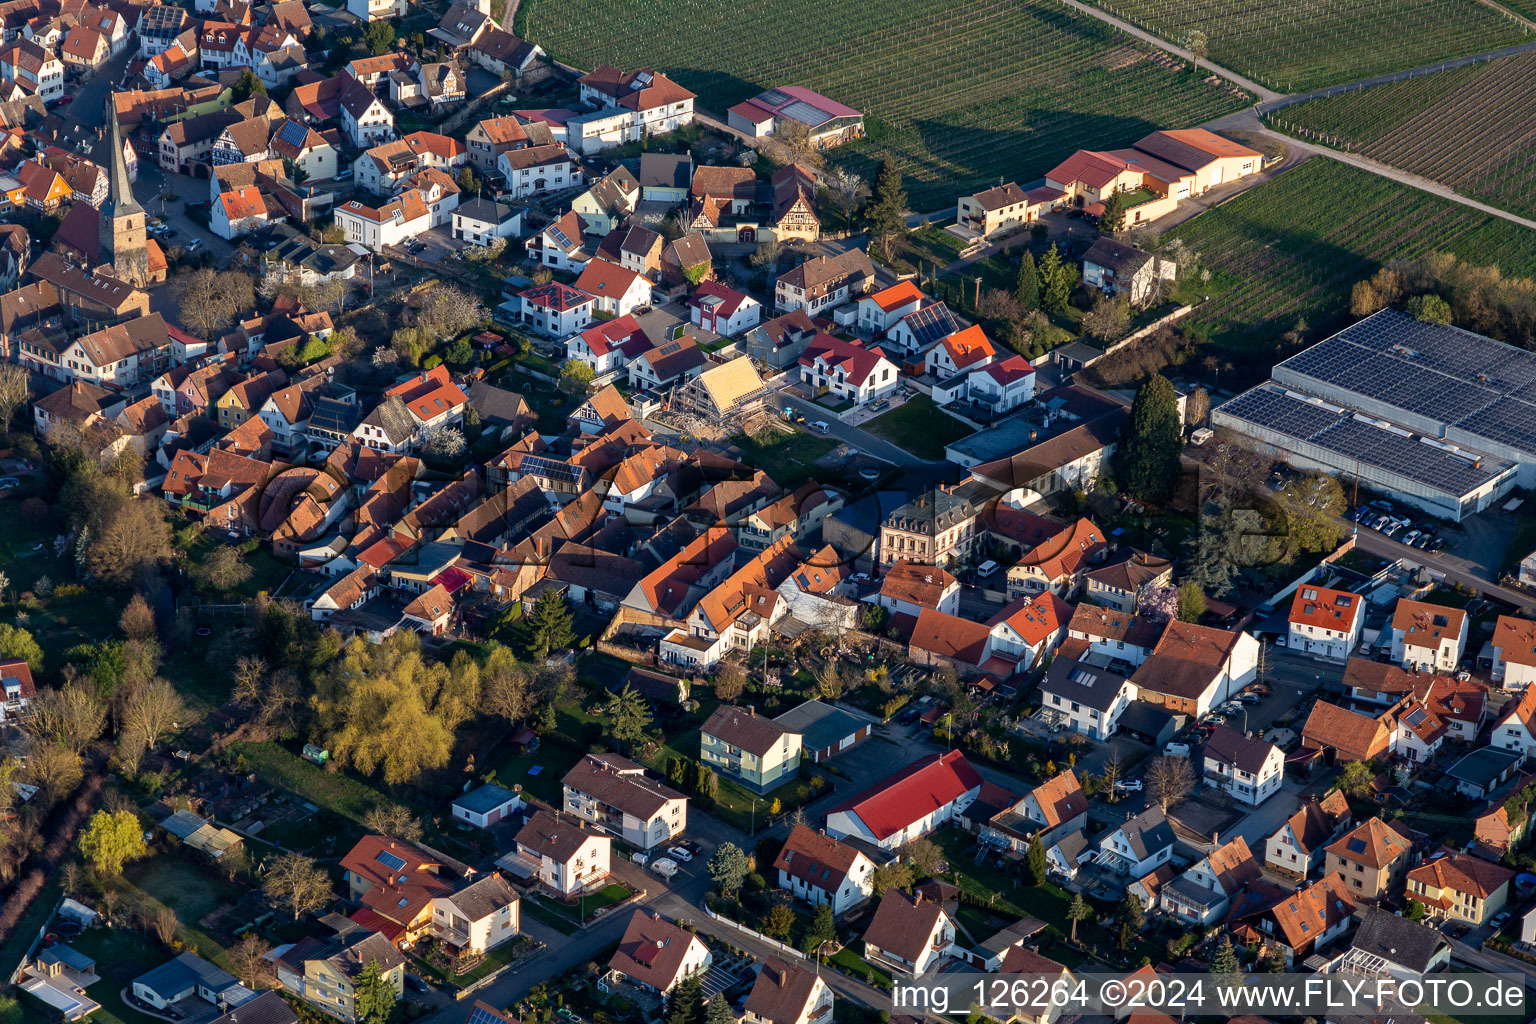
top-left (828, 750), bottom-right (982, 840)
top-left (1290, 585), bottom-right (1363, 632)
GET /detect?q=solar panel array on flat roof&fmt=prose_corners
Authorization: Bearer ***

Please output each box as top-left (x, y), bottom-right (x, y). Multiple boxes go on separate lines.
top-left (1276, 308), bottom-right (1536, 457)
top-left (1220, 385), bottom-right (1505, 497)
top-left (467, 1005), bottom-right (511, 1024)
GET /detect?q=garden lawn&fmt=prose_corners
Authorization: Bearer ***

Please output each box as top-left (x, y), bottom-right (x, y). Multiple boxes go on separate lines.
top-left (862, 396), bottom-right (974, 460)
top-left (229, 741), bottom-right (405, 822)
top-left (1167, 159), bottom-right (1536, 382)
top-left (516, 0), bottom-right (1247, 210)
top-left (732, 429), bottom-right (837, 487)
top-left (828, 946), bottom-right (893, 990)
top-left (65, 927), bottom-right (166, 1024)
top-left (413, 936), bottom-right (535, 989)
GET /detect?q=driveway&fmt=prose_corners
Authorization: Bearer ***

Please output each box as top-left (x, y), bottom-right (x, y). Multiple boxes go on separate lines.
top-left (766, 391), bottom-right (950, 469)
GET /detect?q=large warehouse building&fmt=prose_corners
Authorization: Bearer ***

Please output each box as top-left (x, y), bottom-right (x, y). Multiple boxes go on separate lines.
top-left (1214, 308), bottom-right (1535, 521)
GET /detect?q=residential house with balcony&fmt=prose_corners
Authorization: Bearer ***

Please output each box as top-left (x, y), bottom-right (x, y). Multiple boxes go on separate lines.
top-left (562, 752), bottom-right (687, 850)
top-left (743, 961), bottom-right (832, 1024)
top-left (1066, 604), bottom-right (1160, 667)
top-left (274, 931), bottom-right (405, 1024)
top-left (1391, 599), bottom-right (1468, 673)
top-left (426, 874), bottom-right (520, 956)
top-left (1264, 791), bottom-right (1353, 878)
top-left (1202, 725), bottom-right (1284, 806)
top-left (867, 560), bottom-right (959, 619)
top-left (1082, 551), bottom-right (1173, 613)
top-left (700, 704), bottom-right (803, 793)
top-left (1289, 585), bottom-right (1364, 663)
top-left (933, 354), bottom-right (1036, 416)
top-left (516, 281), bottom-right (594, 338)
top-left (1406, 851), bottom-right (1513, 926)
top-left (1006, 517), bottom-right (1107, 598)
top-left (690, 282), bottom-right (761, 337)
top-left (1493, 685), bottom-right (1536, 759)
top-left (605, 910), bottom-right (711, 996)
top-left (774, 249), bottom-right (874, 315)
top-left (1130, 620), bottom-right (1259, 719)
top-left (0, 657), bottom-right (34, 722)
top-left (1095, 805), bottom-right (1174, 877)
top-left (510, 810), bottom-right (611, 896)
top-left (574, 257), bottom-right (652, 318)
top-left (797, 335), bottom-right (899, 407)
top-left (569, 66), bottom-right (696, 154)
top-left (923, 324), bottom-right (994, 378)
top-left (772, 825), bottom-right (876, 916)
top-left (1159, 835), bottom-right (1261, 925)
top-left (498, 143), bottom-right (581, 200)
top-left (1039, 643), bottom-right (1136, 740)
top-left (1228, 872), bottom-right (1355, 968)
top-left (861, 889), bottom-right (956, 976)
top-left (955, 182), bottom-right (1034, 240)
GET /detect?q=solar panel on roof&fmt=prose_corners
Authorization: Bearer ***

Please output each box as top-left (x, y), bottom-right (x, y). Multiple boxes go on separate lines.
top-left (375, 849), bottom-right (406, 871)
top-left (547, 224), bottom-right (574, 251)
top-left (467, 1005), bottom-right (510, 1024)
top-left (278, 119), bottom-right (309, 147)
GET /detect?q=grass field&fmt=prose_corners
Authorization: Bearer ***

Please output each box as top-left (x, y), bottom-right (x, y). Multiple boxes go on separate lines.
top-left (862, 396), bottom-right (974, 460)
top-left (515, 0), bottom-right (1248, 209)
top-left (1265, 51), bottom-right (1536, 219)
top-left (230, 741), bottom-right (401, 822)
top-left (1165, 158), bottom-right (1536, 374)
top-left (732, 428), bottom-right (838, 487)
top-left (1083, 0), bottom-right (1529, 91)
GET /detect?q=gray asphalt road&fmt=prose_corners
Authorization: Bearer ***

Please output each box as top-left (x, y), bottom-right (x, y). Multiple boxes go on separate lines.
top-left (1255, 39), bottom-right (1536, 115)
top-left (1348, 526), bottom-right (1532, 609)
top-left (767, 391), bottom-right (952, 470)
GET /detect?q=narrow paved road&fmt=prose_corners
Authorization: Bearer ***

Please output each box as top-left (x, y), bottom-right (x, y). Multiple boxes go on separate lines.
top-left (1255, 38), bottom-right (1536, 114)
top-left (1202, 107), bottom-right (1536, 231)
top-left (1347, 526), bottom-right (1535, 608)
top-left (767, 391), bottom-right (954, 470)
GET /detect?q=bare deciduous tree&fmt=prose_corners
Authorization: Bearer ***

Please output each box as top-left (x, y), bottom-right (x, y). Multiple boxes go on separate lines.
top-left (231, 656), bottom-right (268, 708)
top-left (148, 905), bottom-right (178, 947)
top-left (363, 804), bottom-right (423, 843)
top-left (714, 660), bottom-right (747, 702)
top-left (262, 851), bottom-right (332, 921)
top-left (119, 594), bottom-right (157, 642)
top-left (416, 284), bottom-right (484, 341)
top-left (120, 678), bottom-right (184, 757)
top-left (0, 362), bottom-right (27, 435)
top-left (28, 680), bottom-right (106, 752)
top-left (1147, 755), bottom-right (1195, 813)
top-left (227, 932), bottom-right (272, 988)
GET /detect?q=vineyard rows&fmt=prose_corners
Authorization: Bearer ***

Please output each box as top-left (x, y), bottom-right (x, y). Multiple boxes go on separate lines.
top-left (1166, 160), bottom-right (1536, 370)
top-left (1082, 0), bottom-right (1529, 91)
top-left (516, 0), bottom-right (1246, 209)
top-left (1265, 52), bottom-right (1536, 219)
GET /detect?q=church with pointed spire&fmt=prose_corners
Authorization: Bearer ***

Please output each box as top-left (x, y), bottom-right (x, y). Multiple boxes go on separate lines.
top-left (99, 98), bottom-right (152, 288)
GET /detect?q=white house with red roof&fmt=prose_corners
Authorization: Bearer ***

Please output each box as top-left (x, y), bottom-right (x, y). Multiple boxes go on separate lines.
top-left (1287, 584), bottom-right (1364, 663)
top-left (566, 315), bottom-right (653, 375)
top-left (574, 258), bottom-right (652, 318)
top-left (934, 355), bottom-right (1036, 415)
top-left (572, 67), bottom-right (696, 154)
top-left (1492, 615), bottom-right (1536, 689)
top-left (517, 281), bottom-right (595, 338)
top-left (689, 282), bottom-right (761, 337)
top-left (526, 211), bottom-right (592, 272)
top-left (773, 824), bottom-right (875, 915)
top-left (987, 591), bottom-right (1072, 673)
top-left (798, 336), bottom-right (899, 407)
top-left (210, 185), bottom-right (276, 239)
top-left (855, 281), bottom-right (924, 334)
top-left (334, 191), bottom-right (431, 251)
top-left (825, 750), bottom-right (984, 851)
top-left (1391, 599), bottom-right (1468, 673)
top-left (605, 910), bottom-right (711, 996)
top-left (923, 324), bottom-right (994, 378)
top-left (868, 561), bottom-right (959, 619)
top-left (386, 364), bottom-right (468, 434)
top-left (0, 658), bottom-right (35, 722)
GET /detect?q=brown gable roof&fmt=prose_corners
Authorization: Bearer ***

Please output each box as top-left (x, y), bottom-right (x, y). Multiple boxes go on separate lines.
top-left (562, 752), bottom-right (684, 821)
top-left (862, 889), bottom-right (946, 963)
top-left (1302, 700), bottom-right (1392, 762)
top-left (772, 824), bottom-right (863, 893)
top-left (1407, 851), bottom-right (1513, 900)
top-left (1028, 769), bottom-right (1087, 828)
top-left (744, 960), bottom-right (822, 1024)
top-left (610, 909), bottom-right (703, 991)
top-left (702, 704), bottom-right (797, 757)
top-left (516, 809), bottom-right (604, 863)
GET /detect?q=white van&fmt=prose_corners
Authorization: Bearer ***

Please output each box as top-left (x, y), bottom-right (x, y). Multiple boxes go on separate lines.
top-left (808, 421), bottom-right (830, 434)
top-left (649, 858), bottom-right (679, 879)
top-left (1164, 742), bottom-right (1191, 758)
top-left (976, 560), bottom-right (999, 577)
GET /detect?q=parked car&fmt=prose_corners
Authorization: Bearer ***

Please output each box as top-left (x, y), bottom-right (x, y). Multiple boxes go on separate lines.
top-left (649, 858), bottom-right (679, 879)
top-left (1402, 529), bottom-right (1421, 546)
top-left (1238, 693), bottom-right (1260, 704)
top-left (679, 840), bottom-right (702, 856)
top-left (186, 238), bottom-right (204, 253)
top-left (1491, 912), bottom-right (1511, 931)
top-left (405, 975), bottom-right (430, 993)
top-left (1428, 538), bottom-right (1447, 553)
top-left (897, 707), bottom-right (921, 726)
top-left (808, 420), bottom-right (830, 434)
top-left (667, 845), bottom-right (693, 862)
top-left (1115, 779), bottom-right (1143, 792)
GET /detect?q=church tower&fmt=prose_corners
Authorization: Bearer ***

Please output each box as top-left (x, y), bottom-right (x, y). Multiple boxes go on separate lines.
top-left (99, 98), bottom-right (150, 287)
